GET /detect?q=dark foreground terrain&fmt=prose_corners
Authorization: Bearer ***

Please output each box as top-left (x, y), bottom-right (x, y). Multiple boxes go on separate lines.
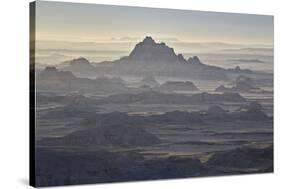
top-left (35, 145), bottom-right (273, 187)
top-left (35, 91), bottom-right (273, 186)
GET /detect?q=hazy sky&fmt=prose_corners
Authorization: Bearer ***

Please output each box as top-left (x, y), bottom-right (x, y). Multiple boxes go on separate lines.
top-left (35, 1), bottom-right (273, 45)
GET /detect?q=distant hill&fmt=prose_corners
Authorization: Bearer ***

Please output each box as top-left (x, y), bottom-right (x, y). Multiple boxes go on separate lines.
top-left (226, 66), bottom-right (253, 74)
top-left (157, 81), bottom-right (199, 92)
top-left (58, 57), bottom-right (96, 76)
top-left (95, 91), bottom-right (246, 104)
top-left (215, 75), bottom-right (271, 93)
top-left (36, 66), bottom-right (128, 94)
top-left (138, 76), bottom-right (160, 87)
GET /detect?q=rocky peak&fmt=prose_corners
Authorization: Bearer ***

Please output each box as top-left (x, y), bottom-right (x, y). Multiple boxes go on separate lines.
top-left (142, 36), bottom-right (156, 45)
top-left (234, 66), bottom-right (241, 70)
top-left (128, 36), bottom-right (179, 62)
top-left (186, 56), bottom-right (202, 64)
top-left (177, 54), bottom-right (185, 62)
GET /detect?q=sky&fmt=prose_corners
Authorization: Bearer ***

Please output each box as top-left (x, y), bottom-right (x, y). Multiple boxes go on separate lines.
top-left (35, 1), bottom-right (274, 46)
